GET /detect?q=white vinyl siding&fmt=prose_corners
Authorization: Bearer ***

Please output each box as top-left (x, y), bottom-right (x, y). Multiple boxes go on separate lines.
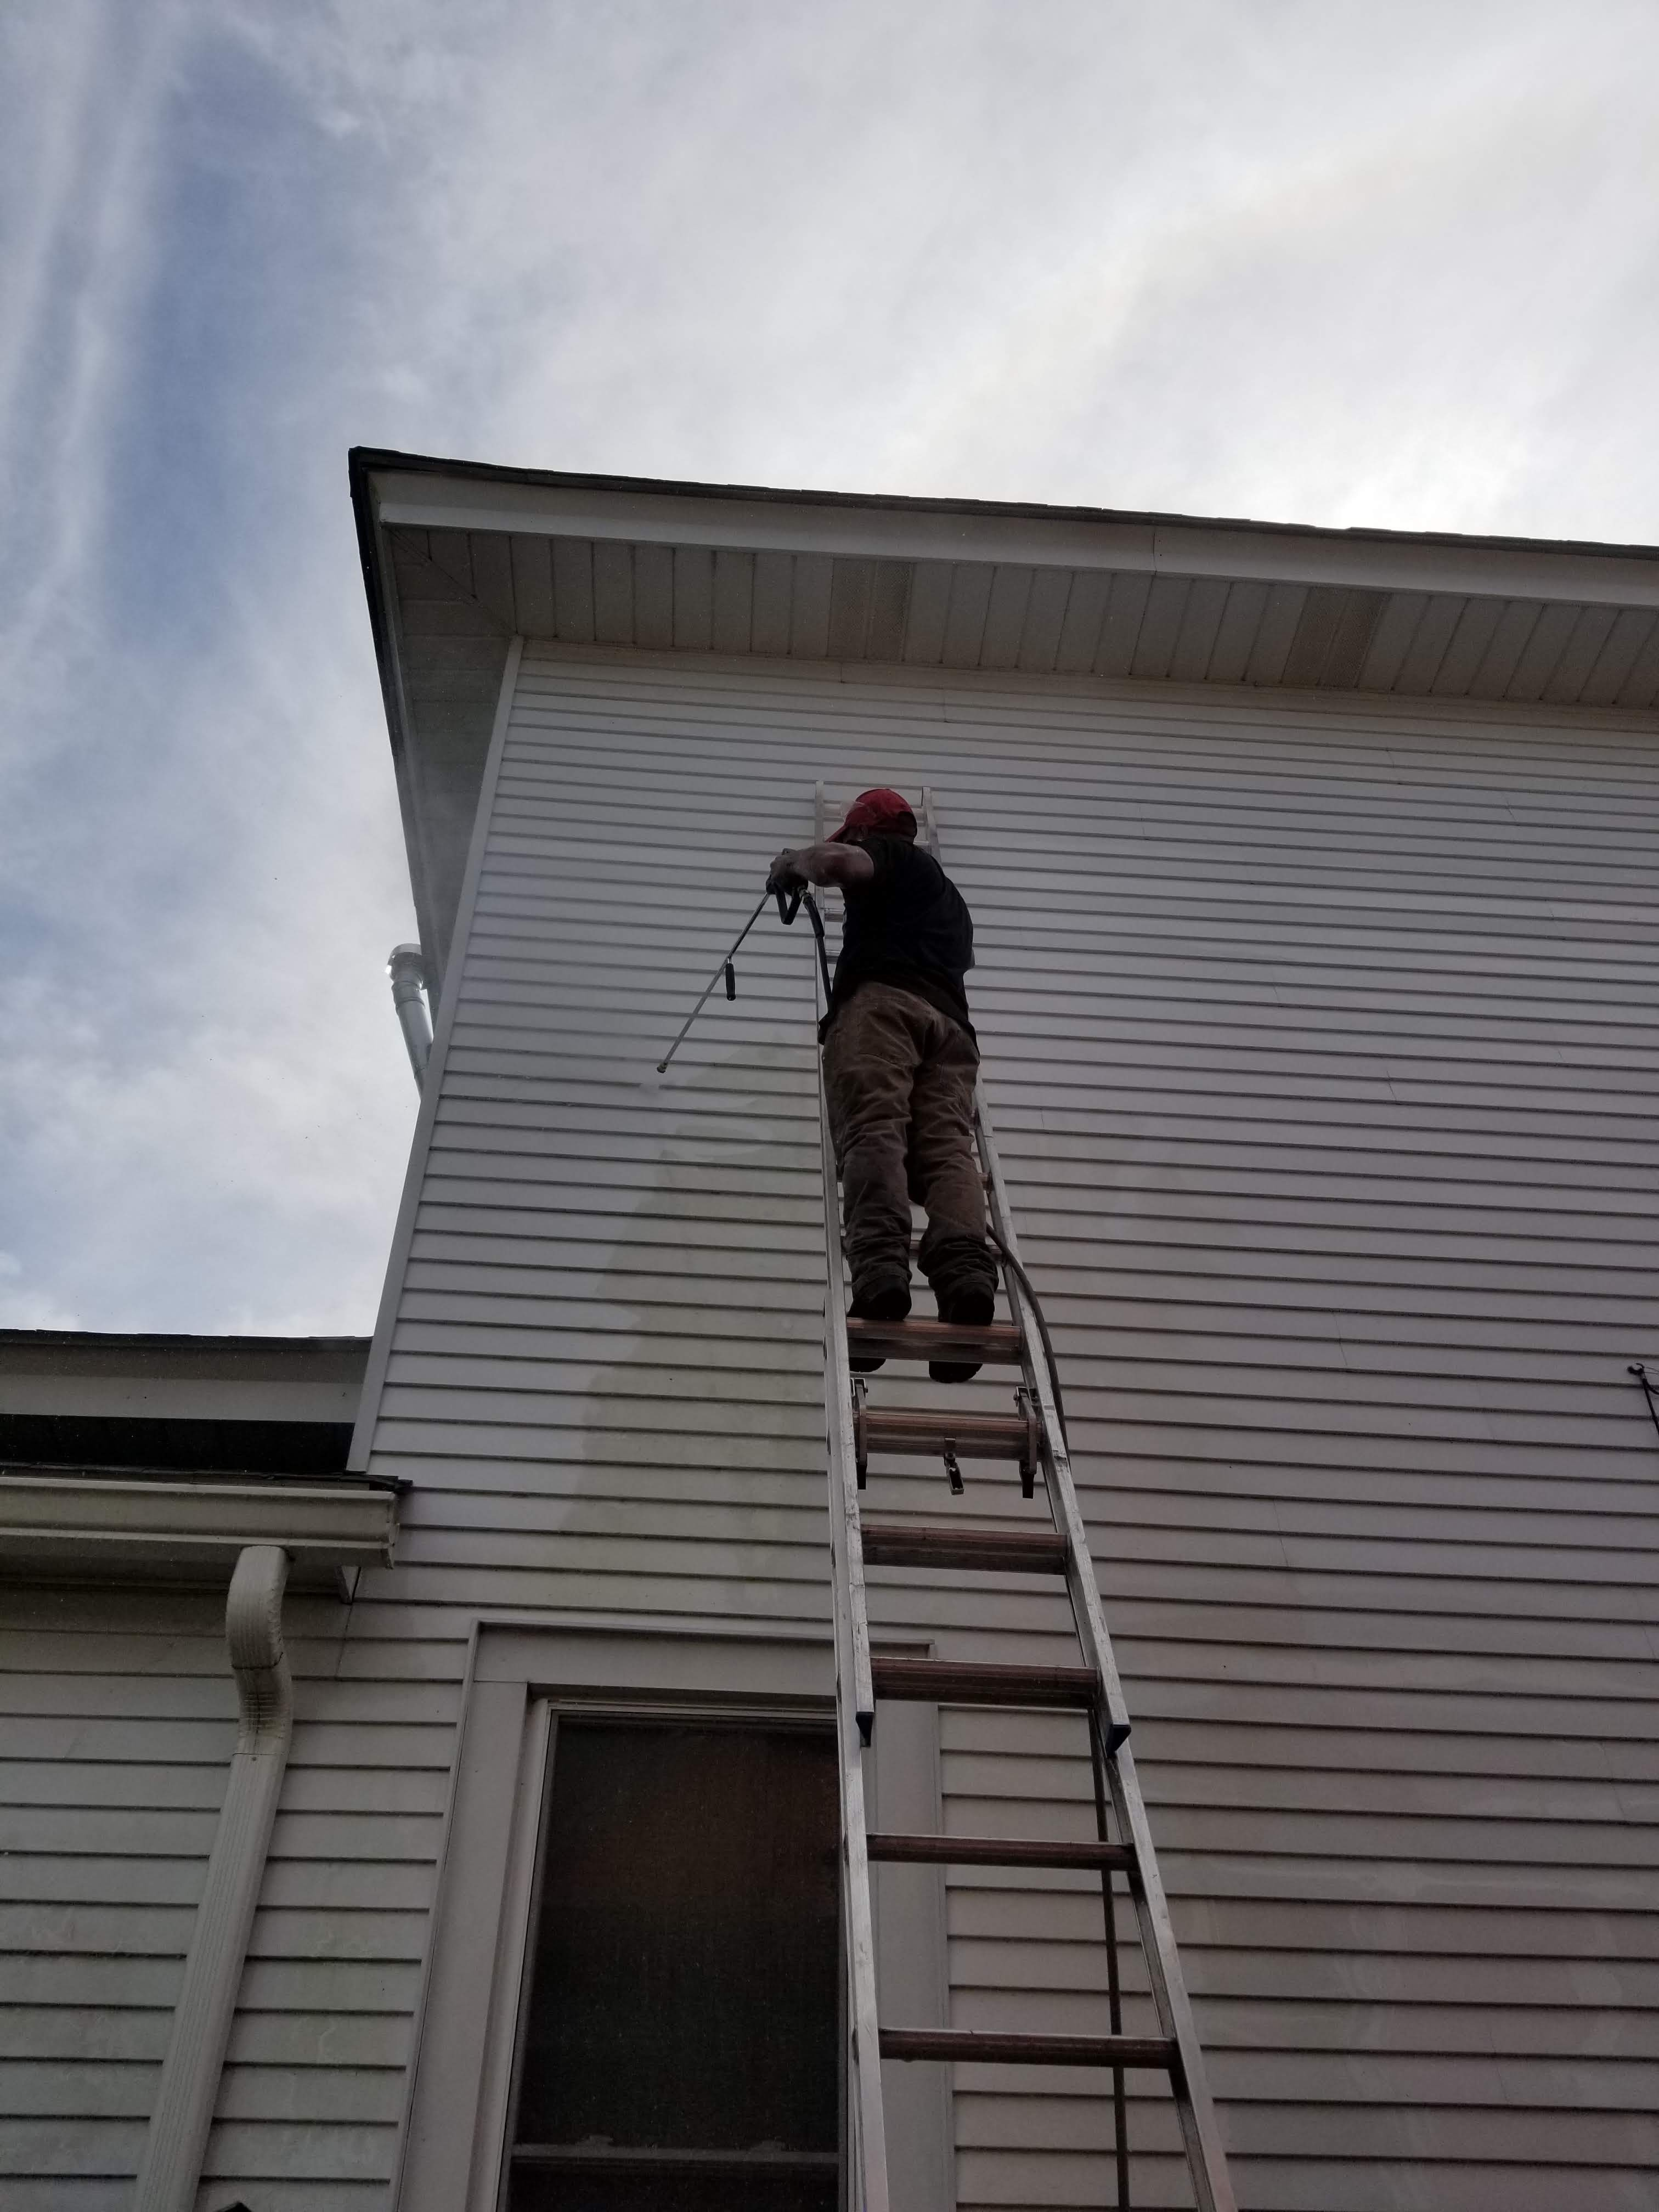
top-left (0, 1584), bottom-right (437, 2211)
top-left (367, 648), bottom-right (1658, 2212)
top-left (8, 646), bottom-right (1654, 2210)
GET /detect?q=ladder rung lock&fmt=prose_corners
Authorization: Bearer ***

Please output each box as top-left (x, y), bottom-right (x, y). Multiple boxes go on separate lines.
top-left (866, 1831), bottom-right (1134, 1872)
top-left (844, 1317), bottom-right (1024, 1363)
top-left (870, 1656), bottom-right (1097, 1708)
top-left (860, 1521), bottom-right (1067, 1573)
top-left (878, 2028), bottom-right (1179, 2071)
top-left (857, 1409), bottom-right (1039, 1461)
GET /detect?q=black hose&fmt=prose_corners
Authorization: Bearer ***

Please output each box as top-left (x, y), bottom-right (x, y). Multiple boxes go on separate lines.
top-left (988, 1226), bottom-right (1069, 1449)
top-left (772, 882), bottom-right (833, 1000)
top-left (802, 891), bottom-right (833, 1001)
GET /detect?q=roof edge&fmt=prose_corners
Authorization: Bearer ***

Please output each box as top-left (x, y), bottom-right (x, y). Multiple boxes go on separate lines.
top-left (349, 444), bottom-right (1659, 567)
top-left (349, 447), bottom-right (443, 983)
top-left (0, 1330), bottom-right (371, 1355)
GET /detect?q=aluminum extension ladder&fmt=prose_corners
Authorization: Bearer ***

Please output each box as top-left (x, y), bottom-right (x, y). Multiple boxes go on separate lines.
top-left (815, 789), bottom-right (1236, 2212)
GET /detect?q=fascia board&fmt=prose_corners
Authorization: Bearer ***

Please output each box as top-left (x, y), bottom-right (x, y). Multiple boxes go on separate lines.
top-left (346, 636), bottom-right (525, 1476)
top-left (349, 451), bottom-right (445, 985)
top-left (0, 1471), bottom-right (398, 1570)
top-left (368, 466), bottom-right (1659, 610)
top-left (373, 470), bottom-right (1159, 572)
top-left (1150, 526), bottom-right (1659, 607)
top-left (0, 1375), bottom-right (360, 1420)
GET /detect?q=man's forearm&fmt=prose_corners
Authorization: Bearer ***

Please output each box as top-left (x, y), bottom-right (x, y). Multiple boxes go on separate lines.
top-left (770, 840), bottom-right (875, 888)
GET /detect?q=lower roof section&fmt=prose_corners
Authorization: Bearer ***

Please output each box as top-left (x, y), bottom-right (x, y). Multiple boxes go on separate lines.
top-left (0, 1330), bottom-right (369, 1423)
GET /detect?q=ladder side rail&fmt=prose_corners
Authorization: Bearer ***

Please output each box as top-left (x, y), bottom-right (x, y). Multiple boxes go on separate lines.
top-left (809, 784), bottom-right (871, 1733)
top-left (820, 1077), bottom-right (877, 1740)
top-left (837, 1697), bottom-right (889, 2212)
top-left (808, 789), bottom-right (888, 2212)
top-left (976, 1096), bottom-right (1237, 2212)
top-left (821, 1182), bottom-right (888, 2212)
top-left (1107, 1745), bottom-right (1235, 2212)
top-left (1086, 1708), bottom-right (1132, 2211)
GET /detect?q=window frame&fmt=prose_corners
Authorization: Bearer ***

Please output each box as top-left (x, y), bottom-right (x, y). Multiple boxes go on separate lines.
top-left (503, 1709), bottom-right (845, 2200)
top-left (392, 1618), bottom-right (949, 2212)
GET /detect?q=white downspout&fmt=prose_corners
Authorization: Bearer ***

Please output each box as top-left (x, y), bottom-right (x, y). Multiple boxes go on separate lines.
top-left (133, 1544), bottom-right (294, 2212)
top-left (389, 943), bottom-right (432, 1090)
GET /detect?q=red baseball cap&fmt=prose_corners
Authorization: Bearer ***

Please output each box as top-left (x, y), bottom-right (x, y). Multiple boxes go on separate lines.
top-left (830, 787), bottom-right (917, 842)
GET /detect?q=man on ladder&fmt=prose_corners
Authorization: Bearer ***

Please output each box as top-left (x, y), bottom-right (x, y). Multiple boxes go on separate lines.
top-left (769, 787), bottom-right (998, 1383)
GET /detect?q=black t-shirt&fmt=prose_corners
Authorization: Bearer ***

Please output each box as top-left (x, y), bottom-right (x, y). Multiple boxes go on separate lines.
top-left (822, 837), bottom-right (975, 1040)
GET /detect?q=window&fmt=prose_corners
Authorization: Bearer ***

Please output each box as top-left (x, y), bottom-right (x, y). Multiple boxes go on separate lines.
top-left (392, 1624), bottom-right (946, 2212)
top-left (505, 1721), bottom-right (840, 2211)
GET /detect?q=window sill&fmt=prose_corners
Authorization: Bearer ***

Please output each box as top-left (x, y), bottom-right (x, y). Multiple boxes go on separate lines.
top-left (511, 2147), bottom-right (840, 2174)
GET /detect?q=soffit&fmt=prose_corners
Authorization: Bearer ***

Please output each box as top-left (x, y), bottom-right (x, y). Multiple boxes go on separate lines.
top-left (386, 520), bottom-right (1659, 709)
top-left (366, 448), bottom-right (1659, 713)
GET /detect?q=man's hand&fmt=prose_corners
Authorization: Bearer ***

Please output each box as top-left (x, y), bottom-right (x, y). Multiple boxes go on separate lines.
top-left (766, 841), bottom-right (876, 892)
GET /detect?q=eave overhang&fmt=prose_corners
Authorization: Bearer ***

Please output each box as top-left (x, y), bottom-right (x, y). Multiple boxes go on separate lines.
top-left (0, 1465), bottom-right (399, 1592)
top-left (349, 447), bottom-right (1659, 996)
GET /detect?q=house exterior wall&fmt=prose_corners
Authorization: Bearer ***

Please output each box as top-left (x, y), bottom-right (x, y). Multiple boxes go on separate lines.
top-left (0, 1338), bottom-right (399, 2210)
top-left (367, 643), bottom-right (1659, 2212)
top-left (5, 644), bottom-right (1656, 2209)
top-left (0, 1581), bottom-right (426, 2211)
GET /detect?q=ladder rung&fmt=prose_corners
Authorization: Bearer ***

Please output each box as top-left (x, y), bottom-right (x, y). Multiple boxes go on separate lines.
top-left (879, 2027), bottom-right (1178, 2070)
top-left (871, 1655), bottom-right (1097, 1708)
top-left (867, 1831), bottom-right (1133, 1872)
top-left (859, 1408), bottom-right (1035, 1460)
top-left (845, 1317), bottom-right (1024, 1364)
top-left (861, 1520), bottom-right (1067, 1573)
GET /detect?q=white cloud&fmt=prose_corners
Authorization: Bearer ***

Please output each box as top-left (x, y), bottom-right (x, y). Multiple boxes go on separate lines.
top-left (0, 1252), bottom-right (82, 1331)
top-left (0, 3), bottom-right (190, 704)
top-left (1, 0), bottom-right (1655, 1331)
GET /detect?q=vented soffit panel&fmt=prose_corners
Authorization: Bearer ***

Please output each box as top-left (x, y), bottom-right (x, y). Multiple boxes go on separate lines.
top-left (357, 449), bottom-right (1659, 711)
top-left (383, 526), bottom-right (1659, 709)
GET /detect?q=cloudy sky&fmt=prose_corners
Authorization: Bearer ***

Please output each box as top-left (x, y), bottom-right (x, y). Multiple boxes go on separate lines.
top-left (2, 0), bottom-right (1655, 1335)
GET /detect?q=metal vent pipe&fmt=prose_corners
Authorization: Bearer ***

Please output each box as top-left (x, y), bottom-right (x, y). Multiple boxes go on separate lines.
top-left (389, 944), bottom-right (432, 1090)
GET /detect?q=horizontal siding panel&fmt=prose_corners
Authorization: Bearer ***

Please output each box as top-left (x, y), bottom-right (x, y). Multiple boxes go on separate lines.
top-left (212, 2065), bottom-right (403, 2122)
top-left (223, 2013), bottom-right (410, 2067)
top-left (0, 2119), bottom-right (145, 2177)
top-left (199, 2118), bottom-right (393, 2178)
top-left (0, 2012), bottom-right (171, 2063)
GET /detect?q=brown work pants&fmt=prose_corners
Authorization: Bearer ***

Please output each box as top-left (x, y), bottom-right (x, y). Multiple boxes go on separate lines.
top-left (822, 983), bottom-right (994, 1302)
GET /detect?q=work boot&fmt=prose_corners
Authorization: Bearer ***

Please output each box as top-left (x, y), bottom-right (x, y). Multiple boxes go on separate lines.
top-left (848, 1272), bottom-right (911, 1374)
top-left (929, 1277), bottom-right (996, 1384)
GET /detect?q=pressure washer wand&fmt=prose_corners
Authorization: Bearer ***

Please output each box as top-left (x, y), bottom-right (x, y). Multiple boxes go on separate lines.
top-left (654, 890), bottom-right (771, 1074)
top-left (654, 882), bottom-right (831, 1075)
